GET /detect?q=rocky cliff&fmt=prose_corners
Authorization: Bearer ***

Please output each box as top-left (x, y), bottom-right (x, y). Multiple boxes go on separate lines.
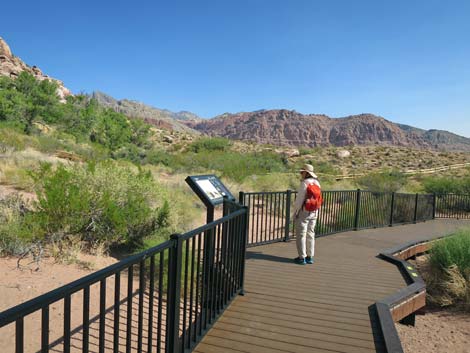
top-left (91, 91), bottom-right (201, 133)
top-left (185, 110), bottom-right (470, 151)
top-left (0, 37), bottom-right (71, 101)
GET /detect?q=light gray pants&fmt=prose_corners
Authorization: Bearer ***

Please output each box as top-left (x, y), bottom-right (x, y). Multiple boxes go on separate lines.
top-left (295, 210), bottom-right (317, 258)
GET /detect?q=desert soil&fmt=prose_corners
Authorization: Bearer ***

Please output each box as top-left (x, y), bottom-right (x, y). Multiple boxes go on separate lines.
top-left (396, 253), bottom-right (470, 353)
top-left (396, 308), bottom-right (470, 353)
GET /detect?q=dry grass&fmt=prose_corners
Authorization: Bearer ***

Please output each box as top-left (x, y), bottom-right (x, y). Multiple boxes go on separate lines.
top-left (415, 230), bottom-right (470, 311)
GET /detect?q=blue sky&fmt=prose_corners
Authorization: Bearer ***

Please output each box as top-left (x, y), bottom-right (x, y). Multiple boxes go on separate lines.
top-left (2, 0), bottom-right (470, 137)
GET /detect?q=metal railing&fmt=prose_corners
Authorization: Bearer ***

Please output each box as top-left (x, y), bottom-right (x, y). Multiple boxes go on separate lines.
top-left (240, 189), bottom-right (440, 246)
top-left (1, 188), bottom-right (468, 352)
top-left (0, 200), bottom-right (248, 353)
top-left (435, 193), bottom-right (470, 219)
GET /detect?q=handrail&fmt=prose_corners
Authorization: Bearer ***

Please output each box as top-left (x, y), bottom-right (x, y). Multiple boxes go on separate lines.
top-left (179, 208), bottom-right (246, 241)
top-left (0, 198), bottom-right (249, 353)
top-left (0, 240), bottom-right (174, 327)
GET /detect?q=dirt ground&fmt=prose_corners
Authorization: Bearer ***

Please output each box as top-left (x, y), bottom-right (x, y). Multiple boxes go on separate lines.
top-left (396, 308), bottom-right (470, 353)
top-left (0, 255), bottom-right (126, 353)
top-left (0, 255), bottom-right (118, 313)
top-left (0, 242), bottom-right (203, 353)
top-left (396, 254), bottom-right (470, 353)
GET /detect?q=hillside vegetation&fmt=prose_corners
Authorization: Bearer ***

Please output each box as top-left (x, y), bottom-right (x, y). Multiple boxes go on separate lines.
top-left (1, 72), bottom-right (469, 260)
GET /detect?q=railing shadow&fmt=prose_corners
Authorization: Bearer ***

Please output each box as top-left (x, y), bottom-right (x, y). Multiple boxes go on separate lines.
top-left (41, 289), bottom-right (167, 353)
top-left (246, 250), bottom-right (294, 264)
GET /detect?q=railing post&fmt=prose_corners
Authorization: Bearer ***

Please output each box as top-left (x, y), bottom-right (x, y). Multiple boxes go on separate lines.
top-left (239, 191), bottom-right (245, 205)
top-left (239, 206), bottom-right (249, 296)
top-left (284, 190), bottom-right (292, 241)
top-left (389, 192), bottom-right (395, 227)
top-left (413, 193), bottom-right (419, 223)
top-left (432, 194), bottom-right (437, 219)
top-left (354, 189), bottom-right (361, 231)
top-left (167, 234), bottom-right (183, 353)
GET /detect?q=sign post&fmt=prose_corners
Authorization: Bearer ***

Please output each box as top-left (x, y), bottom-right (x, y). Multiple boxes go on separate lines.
top-left (185, 175), bottom-right (236, 315)
top-left (185, 175), bottom-right (235, 222)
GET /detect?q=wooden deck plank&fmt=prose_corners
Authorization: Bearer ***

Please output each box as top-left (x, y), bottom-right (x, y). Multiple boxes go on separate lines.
top-left (221, 310), bottom-right (380, 338)
top-left (233, 294), bottom-right (371, 316)
top-left (215, 319), bottom-right (379, 349)
top-left (208, 326), bottom-right (378, 353)
top-left (194, 219), bottom-right (469, 353)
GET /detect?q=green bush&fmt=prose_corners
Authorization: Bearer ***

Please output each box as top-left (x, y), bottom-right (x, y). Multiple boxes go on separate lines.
top-left (189, 137), bottom-right (232, 153)
top-left (0, 125), bottom-right (27, 151)
top-left (144, 148), bottom-right (172, 166)
top-left (111, 144), bottom-right (147, 164)
top-left (358, 170), bottom-right (407, 192)
top-left (423, 177), bottom-right (458, 194)
top-left (430, 229), bottom-right (470, 276)
top-left (424, 176), bottom-right (470, 195)
top-left (242, 172), bottom-right (297, 192)
top-left (169, 150), bottom-right (287, 182)
top-left (0, 74), bottom-right (154, 157)
top-left (2, 162), bottom-right (172, 253)
top-left (427, 229), bottom-right (470, 309)
top-left (0, 72), bottom-right (62, 133)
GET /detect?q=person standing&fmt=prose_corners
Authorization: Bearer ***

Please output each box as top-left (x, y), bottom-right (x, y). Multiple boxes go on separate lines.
top-left (293, 164), bottom-right (321, 265)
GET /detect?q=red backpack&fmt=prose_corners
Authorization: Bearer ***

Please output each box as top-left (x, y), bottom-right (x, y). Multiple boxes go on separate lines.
top-left (304, 182), bottom-right (323, 212)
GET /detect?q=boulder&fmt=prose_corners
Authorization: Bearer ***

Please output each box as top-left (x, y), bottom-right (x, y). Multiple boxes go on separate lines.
top-left (336, 150), bottom-right (351, 158)
top-left (163, 135), bottom-right (174, 143)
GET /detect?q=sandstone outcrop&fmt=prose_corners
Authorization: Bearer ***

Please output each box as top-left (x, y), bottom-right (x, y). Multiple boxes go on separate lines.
top-left (185, 110), bottom-right (470, 152)
top-left (0, 37), bottom-right (71, 101)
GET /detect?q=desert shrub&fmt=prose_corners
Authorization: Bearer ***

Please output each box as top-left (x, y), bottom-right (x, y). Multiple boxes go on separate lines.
top-left (144, 148), bottom-right (172, 166)
top-left (316, 194), bottom-right (358, 234)
top-left (0, 72), bottom-right (63, 133)
top-left (0, 74), bottom-right (153, 157)
top-left (189, 137), bottom-right (232, 153)
top-left (423, 177), bottom-right (459, 194)
top-left (167, 150), bottom-right (287, 182)
top-left (423, 176), bottom-right (470, 195)
top-left (0, 195), bottom-right (38, 255)
top-left (0, 125), bottom-right (28, 152)
top-left (89, 109), bottom-right (132, 150)
top-left (358, 170), bottom-right (407, 192)
top-left (313, 161), bottom-right (339, 175)
top-left (242, 172), bottom-right (297, 192)
top-left (293, 159), bottom-right (339, 176)
top-left (298, 147), bottom-right (313, 156)
top-left (3, 162), bottom-right (173, 253)
top-left (430, 229), bottom-right (470, 276)
top-left (111, 144), bottom-right (147, 163)
top-left (33, 135), bottom-right (68, 153)
top-left (426, 229), bottom-right (470, 309)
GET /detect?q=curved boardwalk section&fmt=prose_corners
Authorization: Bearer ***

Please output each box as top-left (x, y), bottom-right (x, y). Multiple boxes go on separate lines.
top-left (194, 219), bottom-right (469, 353)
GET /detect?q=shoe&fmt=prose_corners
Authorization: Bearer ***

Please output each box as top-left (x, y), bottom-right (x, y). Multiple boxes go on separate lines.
top-left (306, 256), bottom-right (314, 264)
top-left (294, 257), bottom-right (306, 265)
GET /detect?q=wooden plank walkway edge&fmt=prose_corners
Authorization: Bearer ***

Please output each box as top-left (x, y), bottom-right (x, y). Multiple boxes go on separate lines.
top-left (375, 236), bottom-right (447, 353)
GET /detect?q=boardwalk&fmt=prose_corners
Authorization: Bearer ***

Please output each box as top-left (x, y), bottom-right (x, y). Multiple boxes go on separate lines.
top-left (194, 219), bottom-right (469, 353)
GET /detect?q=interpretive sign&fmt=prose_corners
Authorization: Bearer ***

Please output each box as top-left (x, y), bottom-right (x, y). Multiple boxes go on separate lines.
top-left (185, 175), bottom-right (235, 208)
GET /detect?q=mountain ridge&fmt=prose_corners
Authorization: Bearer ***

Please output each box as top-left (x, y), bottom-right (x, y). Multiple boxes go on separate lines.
top-left (184, 110), bottom-right (470, 152)
top-left (90, 91), bottom-right (201, 133)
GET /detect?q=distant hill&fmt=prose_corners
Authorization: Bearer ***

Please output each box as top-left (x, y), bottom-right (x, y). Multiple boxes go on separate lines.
top-left (397, 124), bottom-right (470, 152)
top-left (185, 110), bottom-right (470, 152)
top-left (90, 91), bottom-right (201, 133)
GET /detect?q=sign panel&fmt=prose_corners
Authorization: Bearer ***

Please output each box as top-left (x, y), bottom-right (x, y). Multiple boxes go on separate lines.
top-left (185, 175), bottom-right (235, 207)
